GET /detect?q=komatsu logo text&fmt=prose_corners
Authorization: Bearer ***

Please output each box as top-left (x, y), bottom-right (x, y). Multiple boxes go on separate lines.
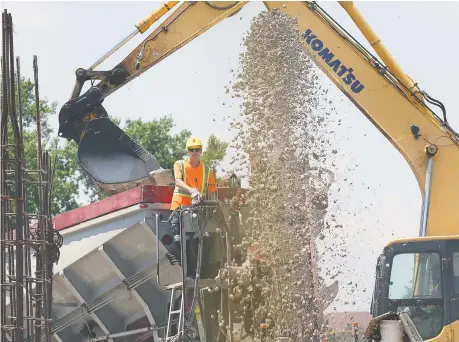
top-left (302, 29), bottom-right (365, 94)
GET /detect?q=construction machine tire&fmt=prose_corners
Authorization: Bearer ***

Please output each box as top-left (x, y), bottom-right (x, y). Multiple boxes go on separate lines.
top-left (77, 118), bottom-right (165, 194)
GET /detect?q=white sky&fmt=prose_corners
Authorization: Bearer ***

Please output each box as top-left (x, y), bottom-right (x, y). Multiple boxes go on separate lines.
top-left (3, 0), bottom-right (459, 314)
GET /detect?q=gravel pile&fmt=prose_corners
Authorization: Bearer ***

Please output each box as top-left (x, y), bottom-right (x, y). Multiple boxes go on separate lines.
top-left (228, 9), bottom-right (339, 341)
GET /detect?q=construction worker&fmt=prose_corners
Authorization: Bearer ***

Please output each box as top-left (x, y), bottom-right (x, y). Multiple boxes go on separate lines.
top-left (170, 136), bottom-right (217, 233)
top-left (170, 136), bottom-right (217, 276)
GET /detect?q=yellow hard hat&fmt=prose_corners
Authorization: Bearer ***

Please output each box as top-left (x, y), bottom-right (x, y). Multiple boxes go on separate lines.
top-left (186, 136), bottom-right (203, 149)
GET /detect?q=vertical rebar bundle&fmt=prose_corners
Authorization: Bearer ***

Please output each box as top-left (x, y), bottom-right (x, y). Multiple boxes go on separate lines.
top-left (1, 10), bottom-right (62, 342)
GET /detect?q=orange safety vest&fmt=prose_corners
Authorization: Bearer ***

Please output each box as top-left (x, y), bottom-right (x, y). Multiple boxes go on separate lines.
top-left (171, 159), bottom-right (216, 210)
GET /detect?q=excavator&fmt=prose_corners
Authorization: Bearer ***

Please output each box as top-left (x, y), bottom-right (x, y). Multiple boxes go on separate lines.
top-left (57, 1), bottom-right (459, 341)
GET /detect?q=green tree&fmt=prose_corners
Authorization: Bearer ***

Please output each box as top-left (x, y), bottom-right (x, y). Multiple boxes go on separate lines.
top-left (17, 77), bottom-right (54, 138)
top-left (201, 134), bottom-right (229, 178)
top-left (124, 116), bottom-right (191, 169)
top-left (14, 77), bottom-right (81, 215)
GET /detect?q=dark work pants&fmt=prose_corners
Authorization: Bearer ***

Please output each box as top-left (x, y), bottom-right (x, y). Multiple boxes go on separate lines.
top-left (169, 210), bottom-right (215, 279)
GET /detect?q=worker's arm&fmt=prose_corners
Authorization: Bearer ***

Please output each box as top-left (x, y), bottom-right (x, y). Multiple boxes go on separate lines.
top-left (175, 179), bottom-right (196, 194)
top-left (173, 161), bottom-right (197, 194)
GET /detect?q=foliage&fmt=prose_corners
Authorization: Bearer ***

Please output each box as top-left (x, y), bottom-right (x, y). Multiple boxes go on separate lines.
top-left (124, 116), bottom-right (191, 170)
top-left (17, 78), bottom-right (55, 139)
top-left (201, 134), bottom-right (229, 177)
top-left (10, 77), bottom-right (81, 215)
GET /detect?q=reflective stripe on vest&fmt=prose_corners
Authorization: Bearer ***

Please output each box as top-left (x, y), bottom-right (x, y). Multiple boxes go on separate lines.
top-left (201, 163), bottom-right (210, 195)
top-left (173, 160), bottom-right (210, 197)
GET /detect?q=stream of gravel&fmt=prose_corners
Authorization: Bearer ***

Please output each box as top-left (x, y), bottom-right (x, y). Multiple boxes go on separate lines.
top-left (227, 9), bottom-right (341, 341)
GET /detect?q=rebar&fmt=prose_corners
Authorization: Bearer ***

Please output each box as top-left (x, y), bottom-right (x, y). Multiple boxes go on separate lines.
top-left (15, 57), bottom-right (22, 137)
top-left (1, 10), bottom-right (62, 342)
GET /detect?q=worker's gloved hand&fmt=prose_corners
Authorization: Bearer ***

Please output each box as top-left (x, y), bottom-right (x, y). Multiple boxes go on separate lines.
top-left (190, 189), bottom-right (203, 205)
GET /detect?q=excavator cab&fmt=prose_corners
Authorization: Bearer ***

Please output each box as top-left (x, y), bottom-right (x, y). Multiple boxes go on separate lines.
top-left (368, 237), bottom-right (459, 342)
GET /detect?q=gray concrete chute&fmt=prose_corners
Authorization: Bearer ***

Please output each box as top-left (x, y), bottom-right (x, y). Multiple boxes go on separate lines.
top-left (49, 217), bottom-right (182, 342)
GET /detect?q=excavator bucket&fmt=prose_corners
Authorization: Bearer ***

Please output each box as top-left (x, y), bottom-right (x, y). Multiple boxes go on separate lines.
top-left (77, 117), bottom-right (174, 195)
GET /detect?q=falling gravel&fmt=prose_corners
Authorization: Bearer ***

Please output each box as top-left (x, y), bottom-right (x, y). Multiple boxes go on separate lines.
top-left (228, 9), bottom-right (340, 341)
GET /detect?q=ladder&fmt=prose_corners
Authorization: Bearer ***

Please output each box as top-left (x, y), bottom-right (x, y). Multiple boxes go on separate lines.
top-left (164, 281), bottom-right (206, 342)
top-left (164, 212), bottom-right (188, 342)
top-left (165, 283), bottom-right (185, 342)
